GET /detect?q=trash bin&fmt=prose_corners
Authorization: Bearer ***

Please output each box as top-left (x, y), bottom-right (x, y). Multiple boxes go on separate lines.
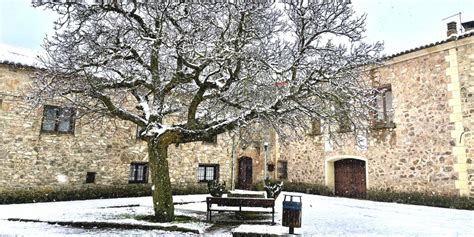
top-left (282, 194), bottom-right (302, 234)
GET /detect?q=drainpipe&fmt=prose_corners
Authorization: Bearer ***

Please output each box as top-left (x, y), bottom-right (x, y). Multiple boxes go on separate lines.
top-left (263, 142), bottom-right (269, 183)
top-left (230, 134), bottom-right (236, 190)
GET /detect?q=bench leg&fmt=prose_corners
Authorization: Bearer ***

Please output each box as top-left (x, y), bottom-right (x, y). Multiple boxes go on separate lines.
top-left (207, 203), bottom-right (212, 222)
top-left (272, 206), bottom-right (275, 225)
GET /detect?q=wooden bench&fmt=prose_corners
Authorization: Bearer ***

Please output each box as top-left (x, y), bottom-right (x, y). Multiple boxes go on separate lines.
top-left (206, 197), bottom-right (275, 224)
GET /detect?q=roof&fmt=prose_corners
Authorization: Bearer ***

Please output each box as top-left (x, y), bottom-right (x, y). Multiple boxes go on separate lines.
top-left (386, 31), bottom-right (474, 59)
top-left (0, 43), bottom-right (42, 68)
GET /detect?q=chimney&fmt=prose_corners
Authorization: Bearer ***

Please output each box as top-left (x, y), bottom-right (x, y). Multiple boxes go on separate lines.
top-left (447, 21), bottom-right (457, 37)
top-left (461, 21), bottom-right (474, 32)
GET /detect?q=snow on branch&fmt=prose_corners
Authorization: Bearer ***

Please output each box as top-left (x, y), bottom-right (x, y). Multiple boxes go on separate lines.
top-left (32, 1), bottom-right (381, 144)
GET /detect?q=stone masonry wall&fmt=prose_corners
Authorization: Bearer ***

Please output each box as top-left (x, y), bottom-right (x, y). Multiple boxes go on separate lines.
top-left (457, 42), bottom-right (474, 196)
top-left (2, 38), bottom-right (473, 197)
top-left (280, 48), bottom-right (461, 196)
top-left (0, 64), bottom-right (234, 190)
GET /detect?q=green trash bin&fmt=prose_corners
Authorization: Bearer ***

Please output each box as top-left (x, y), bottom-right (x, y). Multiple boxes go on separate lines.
top-left (282, 194), bottom-right (302, 234)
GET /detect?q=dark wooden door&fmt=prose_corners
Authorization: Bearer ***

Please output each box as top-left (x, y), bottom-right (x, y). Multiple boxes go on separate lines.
top-left (334, 159), bottom-right (366, 198)
top-left (237, 157), bottom-right (253, 189)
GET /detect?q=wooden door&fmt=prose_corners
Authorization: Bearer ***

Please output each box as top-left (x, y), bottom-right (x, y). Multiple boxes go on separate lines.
top-left (237, 157), bottom-right (253, 189)
top-left (334, 159), bottom-right (366, 198)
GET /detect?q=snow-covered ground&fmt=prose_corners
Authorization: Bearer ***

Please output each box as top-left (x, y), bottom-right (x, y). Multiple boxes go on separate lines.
top-left (0, 192), bottom-right (472, 236)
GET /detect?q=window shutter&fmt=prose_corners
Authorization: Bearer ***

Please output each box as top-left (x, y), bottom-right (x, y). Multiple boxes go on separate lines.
top-left (311, 119), bottom-right (322, 135)
top-left (384, 90), bottom-right (393, 123)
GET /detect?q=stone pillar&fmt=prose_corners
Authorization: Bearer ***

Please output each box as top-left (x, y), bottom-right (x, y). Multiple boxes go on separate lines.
top-left (445, 48), bottom-right (469, 196)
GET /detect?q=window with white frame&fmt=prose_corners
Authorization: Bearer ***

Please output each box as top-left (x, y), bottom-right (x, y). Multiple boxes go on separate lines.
top-left (129, 162), bottom-right (148, 183)
top-left (373, 85), bottom-right (395, 128)
top-left (197, 164), bottom-right (219, 182)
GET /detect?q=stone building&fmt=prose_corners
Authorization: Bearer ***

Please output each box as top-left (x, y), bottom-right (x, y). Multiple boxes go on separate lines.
top-left (1, 21), bottom-right (473, 199)
top-left (278, 23), bottom-right (474, 198)
top-left (0, 44), bottom-right (273, 191)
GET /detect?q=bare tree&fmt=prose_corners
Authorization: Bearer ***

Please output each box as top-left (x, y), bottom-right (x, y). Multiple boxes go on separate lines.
top-left (32, 0), bottom-right (381, 222)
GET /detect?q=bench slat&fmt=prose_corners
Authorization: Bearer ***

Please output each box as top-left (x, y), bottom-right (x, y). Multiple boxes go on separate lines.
top-left (206, 197), bottom-right (275, 224)
top-left (207, 197), bottom-right (275, 207)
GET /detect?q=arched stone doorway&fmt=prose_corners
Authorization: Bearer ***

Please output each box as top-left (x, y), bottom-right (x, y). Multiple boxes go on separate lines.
top-left (237, 156), bottom-right (253, 189)
top-left (325, 156), bottom-right (368, 198)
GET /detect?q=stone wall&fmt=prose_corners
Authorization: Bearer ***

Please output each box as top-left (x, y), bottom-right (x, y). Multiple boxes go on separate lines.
top-left (2, 36), bottom-right (473, 197)
top-left (457, 42), bottom-right (474, 196)
top-left (279, 41), bottom-right (474, 196)
top-left (0, 64), bottom-right (235, 191)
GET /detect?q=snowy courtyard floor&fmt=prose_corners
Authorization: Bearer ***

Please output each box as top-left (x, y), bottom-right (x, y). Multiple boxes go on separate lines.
top-left (0, 191), bottom-right (473, 236)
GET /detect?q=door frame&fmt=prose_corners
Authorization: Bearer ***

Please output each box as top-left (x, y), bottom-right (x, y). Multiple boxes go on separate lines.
top-left (237, 156), bottom-right (253, 189)
top-left (325, 155), bottom-right (369, 193)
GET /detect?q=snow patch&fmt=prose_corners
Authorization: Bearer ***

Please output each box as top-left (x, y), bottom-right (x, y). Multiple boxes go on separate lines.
top-left (229, 189), bottom-right (266, 195)
top-left (0, 193), bottom-right (472, 236)
top-left (143, 125), bottom-right (169, 137)
top-left (233, 225), bottom-right (291, 235)
top-left (56, 174), bottom-right (68, 184)
top-left (0, 43), bottom-right (42, 67)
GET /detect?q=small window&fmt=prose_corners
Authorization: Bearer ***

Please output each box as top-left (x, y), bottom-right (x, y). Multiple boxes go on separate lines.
top-left (203, 135), bottom-right (217, 144)
top-left (41, 105), bottom-right (75, 134)
top-left (197, 164), bottom-right (219, 182)
top-left (86, 172), bottom-right (96, 184)
top-left (337, 112), bottom-right (352, 133)
top-left (277, 160), bottom-right (288, 180)
top-left (310, 119), bottom-right (322, 135)
top-left (129, 162), bottom-right (148, 183)
top-left (136, 125), bottom-right (144, 140)
top-left (373, 85), bottom-right (395, 128)
top-left (267, 164), bottom-right (275, 172)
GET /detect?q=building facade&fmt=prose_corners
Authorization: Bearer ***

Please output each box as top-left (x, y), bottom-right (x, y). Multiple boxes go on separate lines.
top-left (1, 26), bottom-right (473, 199)
top-left (0, 50), bottom-right (269, 191)
top-left (278, 29), bottom-right (474, 198)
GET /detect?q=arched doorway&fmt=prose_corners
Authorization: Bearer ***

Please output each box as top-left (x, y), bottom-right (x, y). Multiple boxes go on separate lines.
top-left (334, 159), bottom-right (366, 198)
top-left (237, 156), bottom-right (253, 189)
top-left (325, 156), bottom-right (368, 198)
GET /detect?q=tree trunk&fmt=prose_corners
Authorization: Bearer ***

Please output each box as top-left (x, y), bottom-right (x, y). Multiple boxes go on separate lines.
top-left (148, 140), bottom-right (175, 222)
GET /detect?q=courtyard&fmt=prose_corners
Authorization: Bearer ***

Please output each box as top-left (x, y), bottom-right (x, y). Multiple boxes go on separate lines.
top-left (0, 192), bottom-right (472, 236)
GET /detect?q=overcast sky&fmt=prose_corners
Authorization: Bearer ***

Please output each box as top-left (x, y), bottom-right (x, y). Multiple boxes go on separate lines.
top-left (0, 0), bottom-right (473, 55)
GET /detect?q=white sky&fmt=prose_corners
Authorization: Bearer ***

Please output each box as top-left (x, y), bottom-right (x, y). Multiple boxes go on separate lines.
top-left (0, 0), bottom-right (473, 55)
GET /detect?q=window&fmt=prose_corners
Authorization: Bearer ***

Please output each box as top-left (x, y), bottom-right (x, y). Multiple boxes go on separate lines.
top-left (310, 119), bottom-right (322, 135)
top-left (373, 85), bottom-right (395, 128)
top-left (41, 105), bottom-right (75, 134)
top-left (267, 163), bottom-right (275, 172)
top-left (136, 125), bottom-right (145, 140)
top-left (338, 113), bottom-right (352, 133)
top-left (85, 172), bottom-right (96, 184)
top-left (197, 164), bottom-right (219, 182)
top-left (129, 162), bottom-right (148, 183)
top-left (277, 160), bottom-right (288, 180)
